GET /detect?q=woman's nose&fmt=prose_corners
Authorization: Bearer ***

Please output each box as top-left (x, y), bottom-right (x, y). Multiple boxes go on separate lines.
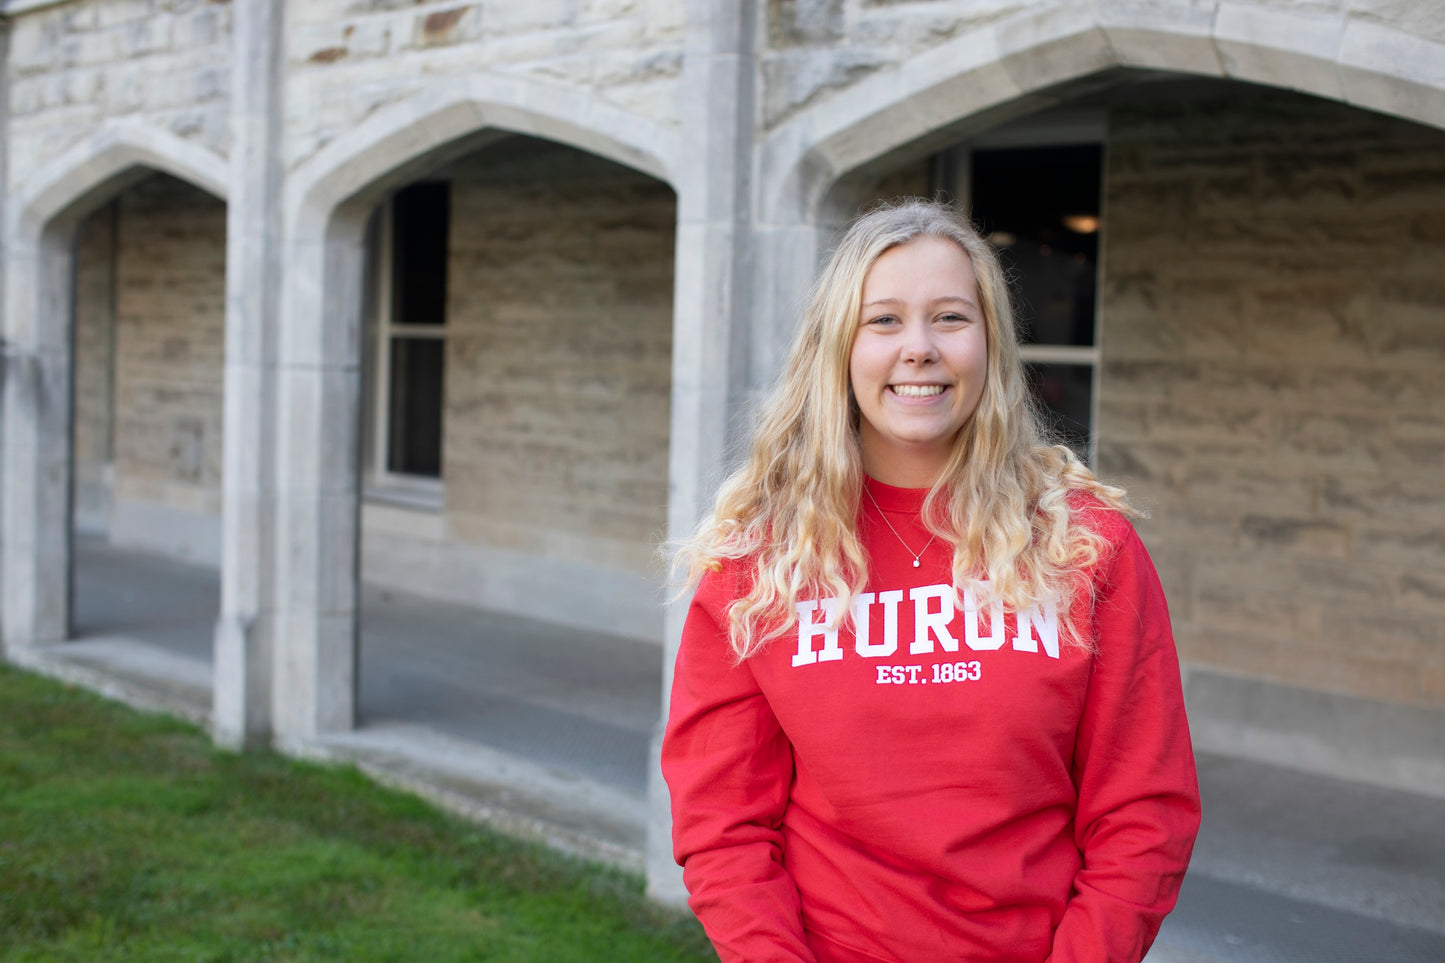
top-left (900, 320), bottom-right (938, 363)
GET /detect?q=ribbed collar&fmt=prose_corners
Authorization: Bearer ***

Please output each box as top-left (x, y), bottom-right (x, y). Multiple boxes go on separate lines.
top-left (862, 475), bottom-right (929, 514)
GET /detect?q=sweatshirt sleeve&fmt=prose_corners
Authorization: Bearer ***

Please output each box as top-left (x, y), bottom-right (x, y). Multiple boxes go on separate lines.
top-left (661, 570), bottom-right (817, 963)
top-left (1049, 526), bottom-right (1202, 963)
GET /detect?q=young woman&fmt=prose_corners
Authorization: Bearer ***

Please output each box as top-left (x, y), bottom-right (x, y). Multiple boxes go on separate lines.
top-left (661, 200), bottom-right (1200, 963)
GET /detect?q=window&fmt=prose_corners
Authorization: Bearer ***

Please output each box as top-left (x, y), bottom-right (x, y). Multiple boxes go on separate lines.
top-left (932, 117), bottom-right (1104, 462)
top-left (366, 182), bottom-right (449, 500)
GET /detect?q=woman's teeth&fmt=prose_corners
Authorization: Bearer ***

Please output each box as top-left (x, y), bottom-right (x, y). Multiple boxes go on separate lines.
top-left (891, 384), bottom-right (944, 398)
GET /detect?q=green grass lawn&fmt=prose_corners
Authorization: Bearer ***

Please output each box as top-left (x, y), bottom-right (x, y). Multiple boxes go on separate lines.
top-left (0, 664), bottom-right (715, 962)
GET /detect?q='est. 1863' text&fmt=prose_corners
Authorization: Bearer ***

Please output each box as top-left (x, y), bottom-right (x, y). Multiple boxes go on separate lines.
top-left (875, 661), bottom-right (982, 685)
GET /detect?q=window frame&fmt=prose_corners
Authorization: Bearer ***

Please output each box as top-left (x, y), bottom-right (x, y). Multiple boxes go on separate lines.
top-left (363, 190), bottom-right (448, 510)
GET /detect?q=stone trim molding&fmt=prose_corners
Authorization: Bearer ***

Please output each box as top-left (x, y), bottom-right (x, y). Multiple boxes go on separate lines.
top-left (1185, 667), bottom-right (1445, 800)
top-left (284, 72), bottom-right (682, 245)
top-left (10, 119), bottom-right (227, 242)
top-left (759, 3), bottom-right (1445, 226)
top-left (0, 0), bottom-right (73, 17)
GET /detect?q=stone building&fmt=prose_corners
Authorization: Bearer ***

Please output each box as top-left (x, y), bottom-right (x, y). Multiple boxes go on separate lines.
top-left (0, 0), bottom-right (1441, 902)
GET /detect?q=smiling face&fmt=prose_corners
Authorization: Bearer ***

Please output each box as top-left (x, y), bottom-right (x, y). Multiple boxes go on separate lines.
top-left (849, 235), bottom-right (989, 488)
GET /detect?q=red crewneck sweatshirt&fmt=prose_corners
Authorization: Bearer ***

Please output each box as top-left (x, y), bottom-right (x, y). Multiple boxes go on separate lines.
top-left (662, 478), bottom-right (1200, 963)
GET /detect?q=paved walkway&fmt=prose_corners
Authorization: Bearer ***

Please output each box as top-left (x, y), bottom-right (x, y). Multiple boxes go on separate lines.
top-left (14, 537), bottom-right (1444, 961)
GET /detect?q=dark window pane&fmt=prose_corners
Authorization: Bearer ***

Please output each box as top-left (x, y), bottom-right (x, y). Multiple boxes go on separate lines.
top-left (971, 145), bottom-right (1100, 347)
top-left (392, 182), bottom-right (449, 327)
top-left (387, 337), bottom-right (444, 477)
top-left (1025, 362), bottom-right (1092, 459)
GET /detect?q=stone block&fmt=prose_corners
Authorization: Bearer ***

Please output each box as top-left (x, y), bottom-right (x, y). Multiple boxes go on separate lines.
top-left (121, 15), bottom-right (174, 57)
top-left (413, 5), bottom-right (482, 48)
top-left (1097, 299), bottom-right (1183, 365)
top-left (996, 6), bottom-right (1116, 96)
top-left (1238, 514), bottom-right (1351, 559)
top-left (1388, 413), bottom-right (1445, 474)
top-left (9, 78), bottom-right (45, 116)
top-left (1190, 541), bottom-right (1293, 589)
top-left (1213, 2), bottom-right (1345, 103)
top-left (1276, 411), bottom-right (1386, 474)
top-left (1366, 281), bottom-right (1445, 365)
top-left (1138, 538), bottom-right (1193, 621)
top-left (1094, 440), bottom-right (1187, 489)
top-left (173, 7), bottom-right (221, 47)
top-left (95, 0), bottom-right (153, 29)
top-left (1193, 581), bottom-right (1315, 639)
top-left (60, 5), bottom-right (100, 32)
top-left (100, 63), bottom-right (150, 112)
top-left (761, 47), bottom-right (890, 129)
top-left (1166, 288), bottom-right (1258, 362)
top-left (1293, 556), bottom-right (1392, 605)
top-left (1298, 366), bottom-right (1439, 413)
top-left (1103, 176), bottom-right (1196, 241)
top-left (1183, 466), bottom-right (1319, 518)
top-left (1354, 525), bottom-right (1445, 572)
top-left (1399, 568), bottom-right (1445, 615)
top-left (1319, 475), bottom-right (1445, 522)
top-left (59, 69), bottom-right (104, 106)
top-left (482, 0), bottom-right (576, 36)
top-left (1095, 397), bottom-right (1148, 441)
top-left (1102, 18), bottom-right (1221, 77)
top-left (1318, 608), bottom-right (1434, 666)
top-left (1215, 630), bottom-right (1424, 706)
top-left (767, 0), bottom-right (844, 48)
top-left (1358, 165), bottom-right (1445, 212)
top-left (271, 610), bottom-right (357, 739)
top-left (9, 16), bottom-right (60, 74)
top-left (1240, 287), bottom-right (1373, 364)
top-left (1149, 401), bottom-right (1274, 446)
top-left (60, 28), bottom-right (123, 69)
top-left (1337, 16), bottom-right (1445, 131)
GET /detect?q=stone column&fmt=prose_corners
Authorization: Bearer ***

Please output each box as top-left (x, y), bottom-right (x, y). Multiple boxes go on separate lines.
top-left (268, 213), bottom-right (365, 744)
top-left (212, 0), bottom-right (285, 746)
top-left (0, 8), bottom-right (84, 654)
top-left (263, 89), bottom-right (372, 746)
top-left (1, 224), bottom-right (72, 651)
top-left (646, 0), bottom-right (759, 905)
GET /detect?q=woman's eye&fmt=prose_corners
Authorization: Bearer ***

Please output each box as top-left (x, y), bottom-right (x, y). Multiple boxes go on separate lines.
top-left (866, 315), bottom-right (898, 326)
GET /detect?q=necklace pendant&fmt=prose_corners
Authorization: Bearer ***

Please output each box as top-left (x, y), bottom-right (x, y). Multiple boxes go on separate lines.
top-left (912, 558), bottom-right (921, 568)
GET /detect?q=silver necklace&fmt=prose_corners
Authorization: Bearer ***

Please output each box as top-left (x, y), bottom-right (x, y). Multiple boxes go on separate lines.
top-left (863, 486), bottom-right (936, 568)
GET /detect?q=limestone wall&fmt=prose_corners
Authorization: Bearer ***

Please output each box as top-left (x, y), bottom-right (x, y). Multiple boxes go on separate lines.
top-left (284, 0), bottom-right (685, 169)
top-left (1097, 87), bottom-right (1445, 710)
top-left (5, 0), bottom-right (232, 191)
top-left (109, 173), bottom-right (227, 554)
top-left (441, 136), bottom-right (675, 575)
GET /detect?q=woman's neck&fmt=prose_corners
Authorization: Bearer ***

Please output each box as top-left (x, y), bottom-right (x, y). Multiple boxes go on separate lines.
top-left (860, 439), bottom-right (947, 489)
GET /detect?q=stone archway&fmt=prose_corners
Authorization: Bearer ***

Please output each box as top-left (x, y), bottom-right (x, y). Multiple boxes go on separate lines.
top-left (751, 6), bottom-right (1445, 385)
top-left (2, 121), bottom-right (227, 651)
top-left (262, 75), bottom-right (681, 743)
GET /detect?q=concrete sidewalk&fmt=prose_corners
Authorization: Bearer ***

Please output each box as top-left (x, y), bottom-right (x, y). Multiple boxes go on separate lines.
top-left (13, 537), bottom-right (1444, 961)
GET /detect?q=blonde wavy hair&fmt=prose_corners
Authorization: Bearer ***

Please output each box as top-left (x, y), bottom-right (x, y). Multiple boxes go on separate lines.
top-left (677, 199), bottom-right (1134, 660)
